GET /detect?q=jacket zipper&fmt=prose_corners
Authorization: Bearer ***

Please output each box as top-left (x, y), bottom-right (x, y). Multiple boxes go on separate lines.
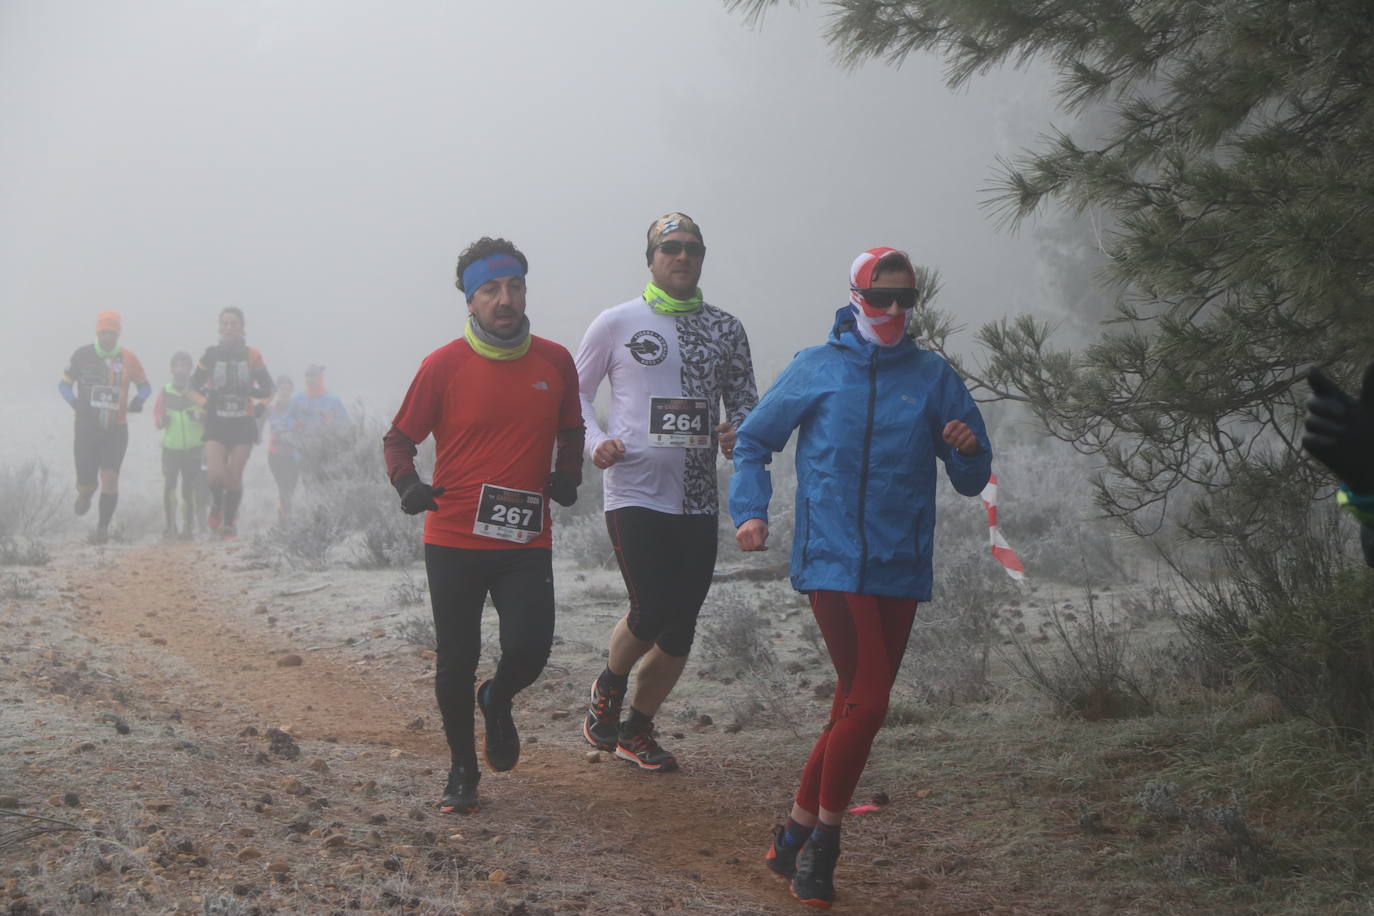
top-left (856, 349), bottom-right (877, 592)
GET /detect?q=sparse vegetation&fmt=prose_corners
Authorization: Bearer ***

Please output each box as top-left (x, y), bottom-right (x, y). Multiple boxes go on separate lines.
top-left (387, 570), bottom-right (427, 608)
top-left (0, 461), bottom-right (69, 540)
top-left (1001, 586), bottom-right (1153, 720)
top-left (254, 413), bottom-right (424, 571)
top-left (0, 537), bottom-right (50, 567)
top-left (1176, 499), bottom-right (1374, 740)
top-left (395, 612), bottom-right (436, 650)
top-left (4, 572), bottom-right (38, 600)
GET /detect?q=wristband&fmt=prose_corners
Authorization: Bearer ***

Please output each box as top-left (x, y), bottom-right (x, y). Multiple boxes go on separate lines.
top-left (1337, 484), bottom-right (1374, 526)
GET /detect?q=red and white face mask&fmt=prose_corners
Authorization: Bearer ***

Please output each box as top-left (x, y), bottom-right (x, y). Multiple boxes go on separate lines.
top-left (849, 247), bottom-right (915, 347)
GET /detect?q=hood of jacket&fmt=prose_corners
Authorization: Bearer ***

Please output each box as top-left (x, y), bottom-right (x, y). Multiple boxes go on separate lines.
top-left (826, 306), bottom-right (918, 365)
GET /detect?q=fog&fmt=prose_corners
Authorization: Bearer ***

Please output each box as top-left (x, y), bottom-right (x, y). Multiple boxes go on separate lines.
top-left (2, 0), bottom-right (1060, 450)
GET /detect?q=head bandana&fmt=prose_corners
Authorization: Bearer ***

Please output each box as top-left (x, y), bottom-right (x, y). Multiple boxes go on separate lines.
top-left (645, 211), bottom-right (704, 264)
top-left (848, 247), bottom-right (916, 347)
top-left (460, 254), bottom-right (526, 303)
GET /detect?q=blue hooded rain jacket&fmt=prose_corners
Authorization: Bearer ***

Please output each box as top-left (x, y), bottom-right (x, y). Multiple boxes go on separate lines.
top-left (729, 307), bottom-right (992, 599)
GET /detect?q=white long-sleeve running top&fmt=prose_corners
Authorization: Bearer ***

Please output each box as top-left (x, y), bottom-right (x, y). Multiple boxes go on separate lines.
top-left (575, 297), bottom-right (758, 515)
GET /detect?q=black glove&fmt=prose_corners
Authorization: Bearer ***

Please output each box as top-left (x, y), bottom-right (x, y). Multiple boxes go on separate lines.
top-left (1303, 363), bottom-right (1374, 495)
top-left (127, 395), bottom-right (145, 414)
top-left (393, 473), bottom-right (446, 515)
top-left (546, 471), bottom-right (578, 508)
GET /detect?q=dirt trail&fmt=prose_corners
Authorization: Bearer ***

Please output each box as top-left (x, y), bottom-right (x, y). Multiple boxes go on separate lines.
top-left (64, 543), bottom-right (914, 915)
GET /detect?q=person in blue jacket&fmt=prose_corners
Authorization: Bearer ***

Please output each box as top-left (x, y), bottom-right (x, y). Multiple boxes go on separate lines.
top-left (729, 246), bottom-right (992, 908)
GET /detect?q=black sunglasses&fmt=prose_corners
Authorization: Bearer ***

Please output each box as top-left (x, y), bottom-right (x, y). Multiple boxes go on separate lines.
top-left (853, 287), bottom-right (918, 310)
top-left (657, 240), bottom-right (707, 258)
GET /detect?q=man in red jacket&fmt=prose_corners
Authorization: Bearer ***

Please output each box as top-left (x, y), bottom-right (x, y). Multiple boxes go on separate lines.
top-left (383, 237), bottom-right (583, 815)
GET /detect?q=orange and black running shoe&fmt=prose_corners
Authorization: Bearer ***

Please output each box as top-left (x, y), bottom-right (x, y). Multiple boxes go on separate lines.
top-left (790, 841), bottom-right (839, 909)
top-left (614, 726), bottom-right (678, 772)
top-left (765, 825), bottom-right (800, 879)
top-left (582, 678), bottom-right (623, 751)
top-left (438, 766), bottom-right (479, 815)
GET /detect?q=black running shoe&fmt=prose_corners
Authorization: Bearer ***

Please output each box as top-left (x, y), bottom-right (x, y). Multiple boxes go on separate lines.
top-left (582, 677), bottom-right (623, 751)
top-left (790, 841), bottom-right (839, 909)
top-left (477, 678), bottom-right (519, 772)
top-left (765, 825), bottom-right (801, 879)
top-left (438, 766), bottom-right (479, 815)
top-left (615, 725), bottom-right (678, 772)
top-left (74, 492), bottom-right (92, 516)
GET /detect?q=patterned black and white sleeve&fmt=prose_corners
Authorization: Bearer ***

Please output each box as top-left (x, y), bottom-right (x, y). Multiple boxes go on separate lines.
top-left (722, 317), bottom-right (759, 430)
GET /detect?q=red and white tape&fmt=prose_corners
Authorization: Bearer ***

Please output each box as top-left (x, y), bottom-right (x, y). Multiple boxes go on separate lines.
top-left (980, 473), bottom-right (1026, 581)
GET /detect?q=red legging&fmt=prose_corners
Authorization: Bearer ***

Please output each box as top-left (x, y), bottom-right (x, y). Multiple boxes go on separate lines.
top-left (795, 590), bottom-right (918, 815)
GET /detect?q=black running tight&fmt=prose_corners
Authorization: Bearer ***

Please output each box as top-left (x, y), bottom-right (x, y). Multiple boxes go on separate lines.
top-left (423, 544), bottom-right (555, 769)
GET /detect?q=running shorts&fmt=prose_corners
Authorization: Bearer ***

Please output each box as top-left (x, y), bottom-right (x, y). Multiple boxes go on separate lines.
top-left (203, 416), bottom-right (260, 447)
top-left (604, 506), bottom-right (717, 657)
top-left (74, 422), bottom-right (129, 487)
top-left (162, 446), bottom-right (202, 482)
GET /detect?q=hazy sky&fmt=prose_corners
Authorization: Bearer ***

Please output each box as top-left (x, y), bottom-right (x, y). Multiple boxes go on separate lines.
top-left (2, 0), bottom-right (1061, 422)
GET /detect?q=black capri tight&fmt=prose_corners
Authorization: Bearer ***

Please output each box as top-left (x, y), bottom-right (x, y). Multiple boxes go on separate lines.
top-left (423, 543), bottom-right (555, 770)
top-left (605, 506), bottom-right (718, 657)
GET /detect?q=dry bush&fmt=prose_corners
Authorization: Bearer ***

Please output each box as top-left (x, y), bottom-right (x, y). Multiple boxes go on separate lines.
top-left (252, 410), bottom-right (426, 569)
top-left (1177, 497), bottom-right (1374, 739)
top-left (0, 537), bottom-right (50, 567)
top-left (698, 585), bottom-right (776, 675)
top-left (1001, 587), bottom-right (1153, 720)
top-left (395, 613), bottom-right (436, 650)
top-left (388, 570), bottom-right (427, 608)
top-left (904, 553), bottom-right (1021, 706)
top-left (0, 461), bottom-right (70, 539)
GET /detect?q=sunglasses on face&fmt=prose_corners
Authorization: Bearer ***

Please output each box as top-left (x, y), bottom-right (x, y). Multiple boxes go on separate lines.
top-left (854, 287), bottom-right (919, 310)
top-left (657, 240), bottom-right (707, 258)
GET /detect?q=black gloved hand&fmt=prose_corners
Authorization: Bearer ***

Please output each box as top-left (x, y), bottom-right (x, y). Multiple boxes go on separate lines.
top-left (1303, 362), bottom-right (1374, 494)
top-left (546, 471), bottom-right (578, 508)
top-left (393, 473), bottom-right (446, 515)
top-left (127, 395), bottom-right (145, 414)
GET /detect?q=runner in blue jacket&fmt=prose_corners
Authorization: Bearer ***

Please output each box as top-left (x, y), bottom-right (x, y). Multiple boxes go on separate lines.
top-left (729, 246), bottom-right (992, 908)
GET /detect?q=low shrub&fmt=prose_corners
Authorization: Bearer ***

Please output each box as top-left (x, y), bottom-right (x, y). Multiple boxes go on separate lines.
top-left (1177, 496), bottom-right (1374, 739)
top-left (1001, 587), bottom-right (1153, 719)
top-left (0, 537), bottom-right (50, 567)
top-left (0, 461), bottom-right (69, 539)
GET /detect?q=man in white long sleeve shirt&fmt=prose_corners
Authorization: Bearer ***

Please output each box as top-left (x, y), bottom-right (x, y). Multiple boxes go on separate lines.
top-left (574, 212), bottom-right (758, 770)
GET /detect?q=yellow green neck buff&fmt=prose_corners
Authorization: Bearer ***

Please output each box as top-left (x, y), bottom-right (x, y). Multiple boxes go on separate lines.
top-left (464, 315), bottom-right (531, 361)
top-left (643, 281), bottom-right (703, 315)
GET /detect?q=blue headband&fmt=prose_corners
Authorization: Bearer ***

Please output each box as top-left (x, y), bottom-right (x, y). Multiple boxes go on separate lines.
top-left (461, 254), bottom-right (526, 301)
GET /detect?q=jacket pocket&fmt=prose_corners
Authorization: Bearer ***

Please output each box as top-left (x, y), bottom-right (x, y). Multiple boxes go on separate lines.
top-left (799, 496), bottom-right (811, 567)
